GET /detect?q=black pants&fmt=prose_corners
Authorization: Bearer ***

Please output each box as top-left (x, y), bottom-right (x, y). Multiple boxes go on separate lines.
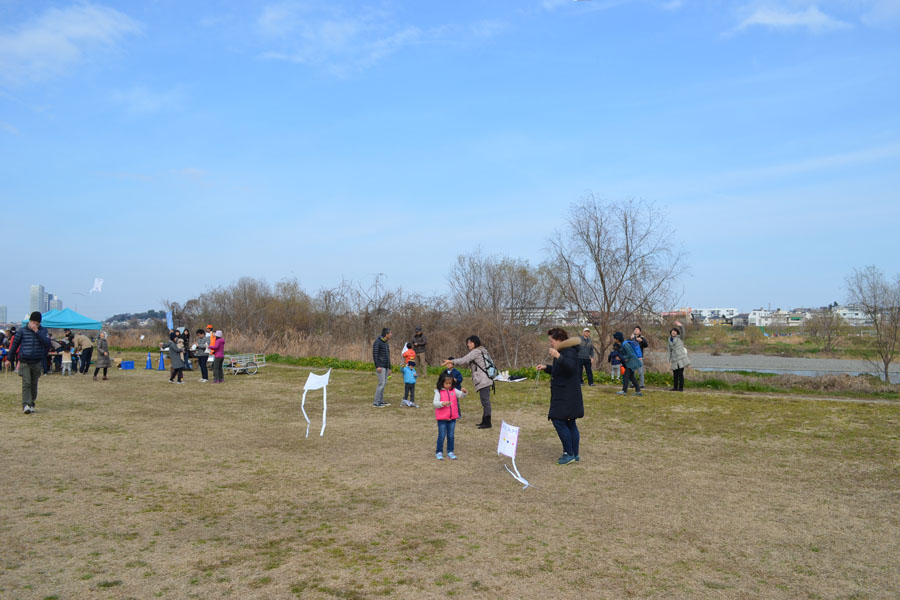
top-left (80, 347), bottom-right (93, 373)
top-left (197, 357), bottom-right (209, 380)
top-left (93, 367), bottom-right (108, 377)
top-left (672, 368), bottom-right (685, 391)
top-left (580, 358), bottom-right (593, 385)
top-left (170, 367), bottom-right (183, 382)
top-left (622, 367), bottom-right (640, 393)
top-left (403, 383), bottom-right (415, 402)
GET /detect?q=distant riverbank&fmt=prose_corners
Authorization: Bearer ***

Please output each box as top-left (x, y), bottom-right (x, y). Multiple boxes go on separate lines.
top-left (651, 352), bottom-right (900, 383)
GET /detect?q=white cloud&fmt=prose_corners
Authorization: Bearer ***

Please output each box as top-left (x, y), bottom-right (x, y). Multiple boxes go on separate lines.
top-left (470, 19), bottom-right (510, 38)
top-left (256, 2), bottom-right (427, 73)
top-left (0, 3), bottom-right (140, 86)
top-left (0, 120), bottom-right (19, 135)
top-left (172, 167), bottom-right (207, 177)
top-left (110, 86), bottom-right (182, 115)
top-left (861, 0), bottom-right (900, 27)
top-left (736, 5), bottom-right (849, 33)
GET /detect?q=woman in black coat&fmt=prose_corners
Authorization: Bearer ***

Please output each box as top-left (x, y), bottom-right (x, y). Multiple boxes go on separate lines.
top-left (536, 327), bottom-right (584, 465)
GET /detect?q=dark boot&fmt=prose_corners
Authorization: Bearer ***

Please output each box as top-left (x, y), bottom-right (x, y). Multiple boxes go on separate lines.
top-left (477, 415), bottom-right (492, 429)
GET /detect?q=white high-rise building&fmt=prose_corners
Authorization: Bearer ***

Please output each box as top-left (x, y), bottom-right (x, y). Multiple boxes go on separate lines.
top-left (29, 284), bottom-right (46, 314)
top-left (49, 296), bottom-right (63, 311)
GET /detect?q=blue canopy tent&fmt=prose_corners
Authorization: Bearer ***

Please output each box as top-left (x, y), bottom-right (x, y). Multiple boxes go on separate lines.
top-left (22, 307), bottom-right (103, 330)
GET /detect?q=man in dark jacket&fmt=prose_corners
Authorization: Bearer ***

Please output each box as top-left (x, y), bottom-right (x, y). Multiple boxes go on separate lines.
top-left (10, 312), bottom-right (51, 414)
top-left (411, 326), bottom-right (427, 377)
top-left (372, 328), bottom-right (392, 407)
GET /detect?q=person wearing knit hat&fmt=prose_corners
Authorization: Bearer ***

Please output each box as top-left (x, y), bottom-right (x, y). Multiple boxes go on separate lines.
top-left (613, 331), bottom-right (643, 396)
top-left (10, 312), bottom-right (51, 413)
top-left (208, 330), bottom-right (226, 383)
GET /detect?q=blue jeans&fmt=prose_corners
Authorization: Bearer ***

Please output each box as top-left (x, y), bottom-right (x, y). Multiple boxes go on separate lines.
top-left (551, 418), bottom-right (580, 457)
top-left (436, 419), bottom-right (457, 454)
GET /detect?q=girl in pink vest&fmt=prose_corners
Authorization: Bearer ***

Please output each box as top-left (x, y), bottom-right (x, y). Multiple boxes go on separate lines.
top-left (433, 372), bottom-right (467, 460)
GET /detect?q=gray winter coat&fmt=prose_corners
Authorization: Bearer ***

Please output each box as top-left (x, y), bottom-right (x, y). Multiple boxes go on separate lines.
top-left (667, 325), bottom-right (691, 370)
top-left (451, 347), bottom-right (493, 392)
top-left (161, 341), bottom-right (185, 369)
top-left (194, 336), bottom-right (208, 357)
top-left (94, 338), bottom-right (113, 368)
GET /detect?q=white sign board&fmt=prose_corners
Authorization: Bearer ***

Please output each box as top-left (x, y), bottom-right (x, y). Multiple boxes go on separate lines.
top-left (497, 421), bottom-right (520, 459)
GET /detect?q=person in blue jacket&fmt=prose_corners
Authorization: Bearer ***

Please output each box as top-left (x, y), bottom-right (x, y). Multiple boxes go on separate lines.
top-left (613, 331), bottom-right (642, 396)
top-left (10, 312), bottom-right (51, 414)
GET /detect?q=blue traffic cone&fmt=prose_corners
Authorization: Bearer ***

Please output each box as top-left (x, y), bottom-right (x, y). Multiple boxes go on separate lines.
top-left (145, 352), bottom-right (153, 369)
top-left (157, 352), bottom-right (166, 370)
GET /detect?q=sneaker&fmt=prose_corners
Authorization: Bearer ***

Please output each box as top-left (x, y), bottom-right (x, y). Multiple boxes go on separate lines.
top-left (557, 454), bottom-right (576, 465)
top-left (175, 381), bottom-right (185, 384)
top-left (447, 452), bottom-right (457, 460)
top-left (23, 405), bottom-right (32, 414)
top-left (199, 379), bottom-right (208, 383)
top-left (169, 379), bottom-right (175, 383)
top-left (401, 399), bottom-right (412, 407)
top-left (436, 452), bottom-right (443, 460)
top-left (575, 455), bottom-right (580, 462)
top-left (635, 392), bottom-right (643, 396)
top-left (373, 402), bottom-right (390, 408)
top-left (616, 391), bottom-right (626, 395)
top-left (411, 403), bottom-right (419, 408)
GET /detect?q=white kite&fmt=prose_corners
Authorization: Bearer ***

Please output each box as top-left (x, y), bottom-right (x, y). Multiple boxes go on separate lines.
top-left (497, 421), bottom-right (531, 489)
top-left (301, 369), bottom-right (331, 438)
top-left (89, 278), bottom-right (104, 294)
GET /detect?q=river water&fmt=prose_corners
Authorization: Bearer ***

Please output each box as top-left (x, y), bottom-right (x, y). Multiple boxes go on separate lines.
top-left (648, 352), bottom-right (900, 384)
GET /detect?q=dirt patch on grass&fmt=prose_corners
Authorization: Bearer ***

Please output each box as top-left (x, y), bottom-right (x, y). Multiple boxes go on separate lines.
top-left (1, 361), bottom-right (898, 598)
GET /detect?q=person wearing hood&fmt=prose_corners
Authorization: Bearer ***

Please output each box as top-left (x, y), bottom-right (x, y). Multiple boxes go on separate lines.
top-left (209, 330), bottom-right (226, 383)
top-left (536, 328), bottom-right (585, 465)
top-left (613, 331), bottom-right (643, 396)
top-left (10, 311), bottom-right (51, 414)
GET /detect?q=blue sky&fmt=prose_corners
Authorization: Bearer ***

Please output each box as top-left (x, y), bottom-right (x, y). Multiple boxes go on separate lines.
top-left (2, 0), bottom-right (899, 321)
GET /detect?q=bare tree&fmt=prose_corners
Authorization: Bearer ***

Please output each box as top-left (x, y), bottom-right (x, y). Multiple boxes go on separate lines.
top-left (846, 266), bottom-right (900, 381)
top-left (546, 196), bottom-right (687, 358)
top-left (448, 250), bottom-right (560, 367)
top-left (803, 310), bottom-right (846, 354)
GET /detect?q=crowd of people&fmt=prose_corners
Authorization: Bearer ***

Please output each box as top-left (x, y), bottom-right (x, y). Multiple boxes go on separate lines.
top-left (158, 325), bottom-right (226, 384)
top-left (373, 322), bottom-right (691, 466)
top-left (1, 315), bottom-right (229, 414)
top-left (5, 310), bottom-right (690, 465)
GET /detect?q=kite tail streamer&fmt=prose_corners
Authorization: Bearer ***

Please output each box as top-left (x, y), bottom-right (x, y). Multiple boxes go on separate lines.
top-left (319, 387), bottom-right (327, 437)
top-left (301, 390), bottom-right (311, 438)
top-left (504, 457), bottom-right (530, 489)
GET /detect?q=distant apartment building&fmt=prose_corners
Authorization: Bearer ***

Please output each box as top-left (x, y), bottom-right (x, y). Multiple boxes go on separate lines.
top-left (29, 284), bottom-right (46, 313)
top-left (49, 296), bottom-right (63, 311)
top-left (0, 305), bottom-right (7, 323)
top-left (834, 304), bottom-right (872, 327)
top-left (692, 307), bottom-right (739, 326)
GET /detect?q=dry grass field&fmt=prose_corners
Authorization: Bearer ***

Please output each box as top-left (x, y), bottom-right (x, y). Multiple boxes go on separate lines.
top-left (1, 356), bottom-right (898, 599)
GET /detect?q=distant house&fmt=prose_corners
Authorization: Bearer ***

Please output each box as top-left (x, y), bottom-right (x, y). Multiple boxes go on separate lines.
top-left (732, 313), bottom-right (750, 328)
top-left (834, 304), bottom-right (872, 327)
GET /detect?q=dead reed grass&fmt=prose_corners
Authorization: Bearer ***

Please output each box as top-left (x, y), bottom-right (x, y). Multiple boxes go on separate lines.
top-left (1, 357), bottom-right (898, 599)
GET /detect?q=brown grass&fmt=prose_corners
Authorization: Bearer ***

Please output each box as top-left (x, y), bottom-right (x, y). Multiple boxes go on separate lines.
top-left (1, 358), bottom-right (898, 599)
